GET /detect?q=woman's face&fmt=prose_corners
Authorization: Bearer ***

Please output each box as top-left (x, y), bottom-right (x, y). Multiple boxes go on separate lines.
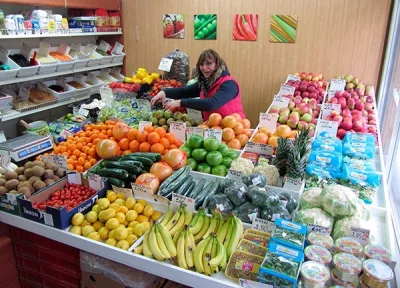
top-left (199, 57), bottom-right (216, 78)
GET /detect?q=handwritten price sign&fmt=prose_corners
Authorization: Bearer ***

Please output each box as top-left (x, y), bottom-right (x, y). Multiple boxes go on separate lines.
top-left (271, 95), bottom-right (290, 108)
top-left (239, 279), bottom-right (273, 288)
top-left (285, 74), bottom-right (301, 83)
top-left (316, 120), bottom-right (338, 137)
top-left (307, 224), bottom-right (331, 235)
top-left (321, 103), bottom-right (341, 120)
top-left (158, 57), bottom-right (173, 72)
top-left (227, 169), bottom-right (243, 180)
top-left (0, 152), bottom-right (11, 168)
top-left (278, 85), bottom-right (295, 97)
top-left (131, 183), bottom-right (153, 195)
top-left (171, 193), bottom-right (195, 212)
top-left (350, 226), bottom-right (370, 246)
top-left (87, 173), bottom-right (103, 191)
top-left (187, 108), bottom-right (202, 122)
top-left (330, 79), bottom-right (346, 91)
top-left (244, 142), bottom-right (274, 156)
top-left (204, 129), bottom-right (222, 142)
top-left (186, 127), bottom-right (203, 139)
top-left (259, 113), bottom-right (278, 133)
top-left (252, 217), bottom-right (275, 234)
top-left (170, 122), bottom-right (186, 142)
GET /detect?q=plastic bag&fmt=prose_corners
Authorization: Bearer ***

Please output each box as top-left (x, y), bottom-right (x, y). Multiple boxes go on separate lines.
top-left (308, 150), bottom-right (343, 169)
top-left (341, 164), bottom-right (381, 187)
top-left (279, 192), bottom-right (298, 214)
top-left (312, 133), bottom-right (343, 153)
top-left (209, 194), bottom-right (235, 214)
top-left (261, 205), bottom-right (291, 222)
top-left (162, 49), bottom-right (190, 85)
top-left (294, 208), bottom-right (334, 232)
top-left (353, 199), bottom-right (371, 221)
top-left (232, 202), bottom-right (260, 223)
top-left (319, 184), bottom-right (358, 217)
top-left (247, 186), bottom-right (279, 207)
top-left (343, 142), bottom-right (375, 159)
top-left (343, 156), bottom-right (375, 172)
top-left (224, 185), bottom-right (249, 206)
top-left (344, 132), bottom-right (375, 146)
top-left (299, 187), bottom-right (322, 209)
top-left (242, 173), bottom-right (267, 187)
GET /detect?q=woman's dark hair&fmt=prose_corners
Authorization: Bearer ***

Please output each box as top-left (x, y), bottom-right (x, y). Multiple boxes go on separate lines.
top-left (195, 49), bottom-right (228, 93)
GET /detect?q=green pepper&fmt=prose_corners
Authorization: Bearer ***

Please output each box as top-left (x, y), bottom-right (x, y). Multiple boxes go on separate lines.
top-left (211, 19), bottom-right (217, 29)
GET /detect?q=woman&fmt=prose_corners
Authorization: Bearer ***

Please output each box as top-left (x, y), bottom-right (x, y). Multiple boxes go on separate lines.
top-left (151, 49), bottom-right (246, 120)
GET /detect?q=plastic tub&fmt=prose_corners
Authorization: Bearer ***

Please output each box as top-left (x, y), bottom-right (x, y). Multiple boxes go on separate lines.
top-left (335, 237), bottom-right (363, 257)
top-left (26, 121), bottom-right (50, 136)
top-left (330, 269), bottom-right (359, 288)
top-left (8, 49), bottom-right (40, 78)
top-left (300, 261), bottom-right (330, 288)
top-left (361, 259), bottom-right (393, 288)
top-left (42, 80), bottom-right (75, 102)
top-left (0, 56), bottom-right (20, 81)
top-left (81, 75), bottom-right (105, 93)
top-left (49, 49), bottom-right (75, 72)
top-left (64, 76), bottom-right (91, 97)
top-left (304, 245), bottom-right (332, 266)
top-left (33, 50), bottom-right (58, 75)
top-left (87, 50), bottom-right (103, 67)
top-left (364, 244), bottom-right (392, 263)
top-left (307, 231), bottom-right (334, 250)
top-left (332, 253), bottom-right (362, 284)
top-left (112, 51), bottom-right (125, 63)
top-left (91, 70), bottom-right (117, 84)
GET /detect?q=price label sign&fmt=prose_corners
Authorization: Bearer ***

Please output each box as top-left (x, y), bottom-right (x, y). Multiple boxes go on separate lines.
top-left (45, 155), bottom-right (68, 169)
top-left (252, 217), bottom-right (275, 234)
top-left (350, 226), bottom-right (370, 246)
top-left (171, 193), bottom-right (195, 212)
top-left (78, 107), bottom-right (89, 117)
top-left (285, 74), bottom-right (301, 83)
top-left (98, 40), bottom-right (110, 52)
top-left (327, 90), bottom-right (338, 101)
top-left (138, 121), bottom-right (152, 132)
top-left (307, 224), bottom-right (331, 235)
top-left (271, 95), bottom-right (290, 108)
top-left (0, 151), bottom-right (11, 168)
top-left (227, 169), bottom-right (243, 180)
top-left (239, 279), bottom-right (273, 288)
top-left (60, 129), bottom-right (74, 139)
top-left (316, 120), bottom-right (338, 137)
top-left (21, 42), bottom-right (32, 61)
top-left (38, 41), bottom-right (50, 56)
top-left (111, 185), bottom-right (133, 198)
top-left (111, 67), bottom-right (122, 76)
top-left (278, 84), bottom-right (295, 96)
top-left (158, 57), bottom-right (174, 72)
top-left (136, 99), bottom-right (151, 111)
top-left (87, 72), bottom-right (96, 84)
top-left (283, 176), bottom-right (303, 191)
top-left (330, 79), bottom-right (346, 91)
top-left (57, 76), bottom-right (67, 87)
top-left (100, 68), bottom-right (111, 76)
top-left (71, 42), bottom-right (81, 52)
top-left (131, 183), bottom-right (153, 195)
top-left (259, 113), bottom-right (278, 133)
top-left (187, 108), bottom-right (202, 122)
top-left (111, 42), bottom-right (124, 55)
top-left (17, 87), bottom-right (30, 101)
top-left (170, 122), bottom-right (186, 142)
top-left (186, 127), bottom-right (203, 139)
top-left (204, 129), bottom-right (222, 142)
top-left (321, 103), bottom-right (341, 120)
top-left (87, 173), bottom-right (104, 191)
top-left (0, 45), bottom-right (9, 63)
top-left (57, 43), bottom-right (69, 55)
top-left (244, 142), bottom-right (274, 156)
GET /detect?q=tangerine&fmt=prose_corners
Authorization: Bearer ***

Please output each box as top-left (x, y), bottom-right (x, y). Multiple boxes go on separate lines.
top-left (154, 127), bottom-right (166, 138)
top-left (174, 138), bottom-right (183, 147)
top-left (143, 125), bottom-right (154, 133)
top-left (136, 131), bottom-right (149, 143)
top-left (275, 125), bottom-right (292, 138)
top-left (258, 127), bottom-right (271, 135)
top-left (252, 132), bottom-right (268, 144)
top-left (119, 138), bottom-right (130, 150)
top-left (222, 128), bottom-right (235, 141)
top-left (122, 150), bottom-right (132, 155)
top-left (139, 142), bottom-right (151, 152)
top-left (76, 165), bottom-right (84, 172)
top-left (221, 116), bottom-right (237, 128)
top-left (148, 132), bottom-right (161, 144)
top-left (150, 143), bottom-right (164, 154)
top-left (268, 136), bottom-right (278, 147)
top-left (129, 140), bottom-right (140, 152)
top-left (243, 129), bottom-right (253, 138)
top-left (231, 113), bottom-right (242, 122)
top-left (165, 133), bottom-right (175, 144)
top-left (127, 129), bottom-right (138, 141)
top-left (241, 119), bottom-right (251, 129)
top-left (227, 139), bottom-right (241, 149)
top-left (208, 113), bottom-right (222, 126)
top-left (236, 134), bottom-right (249, 148)
top-left (233, 122), bottom-right (244, 135)
top-left (160, 138), bottom-right (170, 148)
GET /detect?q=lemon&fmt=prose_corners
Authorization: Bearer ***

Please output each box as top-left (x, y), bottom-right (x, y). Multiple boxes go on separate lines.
top-left (136, 215), bottom-right (149, 223)
top-left (126, 210), bottom-right (138, 222)
top-left (125, 197), bottom-right (136, 209)
top-left (87, 232), bottom-right (100, 241)
top-left (98, 227), bottom-right (109, 240)
top-left (86, 211), bottom-right (98, 223)
top-left (151, 211), bottom-right (163, 221)
top-left (143, 205), bottom-right (154, 217)
top-left (92, 221), bottom-right (104, 231)
top-left (119, 206), bottom-right (129, 214)
top-left (128, 221), bottom-right (139, 228)
top-left (133, 223), bottom-right (145, 237)
top-left (91, 204), bottom-right (101, 213)
top-left (126, 227), bottom-right (133, 235)
top-left (114, 199), bottom-right (125, 206)
top-left (105, 238), bottom-right (117, 246)
top-left (114, 227), bottom-right (128, 240)
top-left (116, 240), bottom-right (129, 250)
top-left (137, 199), bottom-right (148, 207)
top-left (97, 198), bottom-right (110, 210)
top-left (118, 224), bottom-right (125, 229)
top-left (117, 193), bottom-right (126, 200)
top-left (71, 213), bottom-right (84, 226)
top-left (126, 234), bottom-right (138, 246)
top-left (107, 191), bottom-right (117, 202)
top-left (133, 203), bottom-right (144, 214)
top-left (116, 212), bottom-right (125, 224)
top-left (108, 229), bottom-right (116, 239)
top-left (109, 203), bottom-right (120, 212)
top-left (82, 226), bottom-right (95, 237)
top-left (69, 226), bottom-right (82, 235)
top-left (142, 221), bottom-right (151, 230)
top-left (80, 220), bottom-right (91, 227)
top-left (105, 218), bottom-right (119, 230)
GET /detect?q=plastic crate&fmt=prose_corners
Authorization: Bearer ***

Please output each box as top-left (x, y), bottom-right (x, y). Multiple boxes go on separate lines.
top-left (18, 268), bottom-right (79, 288)
top-left (9, 49), bottom-right (39, 78)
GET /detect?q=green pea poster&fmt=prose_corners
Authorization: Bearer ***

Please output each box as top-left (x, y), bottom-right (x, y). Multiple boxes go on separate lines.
top-left (194, 14), bottom-right (217, 40)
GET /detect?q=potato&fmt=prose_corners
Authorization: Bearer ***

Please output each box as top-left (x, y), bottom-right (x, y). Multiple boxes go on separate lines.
top-left (32, 161), bottom-right (45, 168)
top-left (17, 175), bottom-right (27, 182)
top-left (55, 168), bottom-right (66, 178)
top-left (33, 180), bottom-right (46, 192)
top-left (24, 161), bottom-right (34, 169)
top-left (0, 178), bottom-right (6, 186)
top-left (0, 186), bottom-right (8, 196)
top-left (18, 187), bottom-right (31, 198)
top-left (44, 179), bottom-right (55, 186)
top-left (24, 168), bottom-right (33, 178)
top-left (43, 169), bottom-right (54, 180)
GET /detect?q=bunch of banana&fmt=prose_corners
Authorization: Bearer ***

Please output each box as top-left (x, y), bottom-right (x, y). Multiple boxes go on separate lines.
top-left (193, 233), bottom-right (227, 275)
top-left (175, 225), bottom-right (196, 269)
top-left (190, 208), bottom-right (224, 244)
top-left (216, 214), bottom-right (243, 259)
top-left (161, 204), bottom-right (192, 237)
top-left (142, 222), bottom-right (177, 261)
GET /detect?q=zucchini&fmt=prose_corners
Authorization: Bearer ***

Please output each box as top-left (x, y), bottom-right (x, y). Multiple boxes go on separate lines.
top-left (174, 175), bottom-right (193, 195)
top-left (101, 160), bottom-right (142, 174)
top-left (188, 177), bottom-right (206, 198)
top-left (120, 155), bottom-right (154, 166)
top-left (202, 180), bottom-right (220, 208)
top-left (195, 180), bottom-right (220, 209)
top-left (162, 167), bottom-right (191, 194)
top-left (132, 152), bottom-right (162, 161)
top-left (183, 180), bottom-right (196, 197)
top-left (194, 181), bottom-right (213, 203)
top-left (108, 177), bottom-right (125, 188)
top-left (159, 166), bottom-right (190, 195)
top-left (96, 168), bottom-right (129, 180)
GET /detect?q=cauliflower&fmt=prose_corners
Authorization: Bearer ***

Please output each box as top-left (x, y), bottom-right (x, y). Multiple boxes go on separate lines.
top-left (253, 163), bottom-right (279, 186)
top-left (230, 158), bottom-right (254, 176)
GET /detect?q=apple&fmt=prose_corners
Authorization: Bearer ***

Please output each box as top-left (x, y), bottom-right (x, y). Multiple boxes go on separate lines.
top-left (312, 110), bottom-right (320, 118)
top-left (289, 111), bottom-right (300, 119)
top-left (343, 116), bottom-right (352, 123)
top-left (346, 83), bottom-right (355, 90)
top-left (353, 120), bottom-right (364, 132)
top-left (309, 123), bottom-right (316, 130)
top-left (312, 76), bottom-right (319, 82)
top-left (352, 94), bottom-right (359, 101)
top-left (311, 118), bottom-right (318, 125)
top-left (305, 75), bottom-right (312, 81)
top-left (302, 92), bottom-right (310, 99)
top-left (299, 72), bottom-right (307, 80)
top-left (334, 91), bottom-right (342, 99)
top-left (294, 73), bottom-right (300, 76)
top-left (368, 114), bottom-right (376, 121)
top-left (351, 77), bottom-right (359, 85)
top-left (339, 97), bottom-right (347, 109)
top-left (278, 115), bottom-right (288, 124)
top-left (287, 118), bottom-right (299, 129)
top-left (299, 84), bottom-right (308, 93)
top-left (280, 107), bottom-right (290, 114)
top-left (341, 121), bottom-right (353, 131)
top-left (365, 85), bottom-right (374, 96)
top-left (269, 107), bottom-right (280, 114)
top-left (288, 101), bottom-right (295, 111)
top-left (355, 102), bottom-right (364, 111)
top-left (331, 98), bottom-right (339, 104)
top-left (300, 113), bottom-right (312, 123)
top-left (362, 110), bottom-right (368, 117)
top-left (344, 74), bottom-right (353, 83)
top-left (369, 120), bottom-right (376, 125)
top-left (297, 121), bottom-right (309, 130)
top-left (302, 97), bottom-right (310, 104)
top-left (347, 98), bottom-right (356, 110)
top-left (294, 91), bottom-right (301, 97)
top-left (333, 115), bottom-right (343, 124)
top-left (337, 128), bottom-right (346, 138)
top-left (318, 81), bottom-right (324, 87)
top-left (287, 80), bottom-right (294, 85)
top-left (364, 102), bottom-right (373, 112)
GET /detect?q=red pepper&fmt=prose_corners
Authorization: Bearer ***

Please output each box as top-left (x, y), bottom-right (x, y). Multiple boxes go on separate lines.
top-left (233, 15), bottom-right (246, 40)
top-left (244, 14), bottom-right (255, 34)
top-left (251, 14), bottom-right (258, 34)
top-left (236, 14), bottom-right (248, 39)
top-left (241, 15), bottom-right (257, 40)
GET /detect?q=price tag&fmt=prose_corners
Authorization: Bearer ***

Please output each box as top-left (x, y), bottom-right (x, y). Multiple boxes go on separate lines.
top-left (60, 129), bottom-right (74, 139)
top-left (330, 79), bottom-right (346, 91)
top-left (271, 95), bottom-right (290, 108)
top-left (87, 173), bottom-right (104, 191)
top-left (158, 57), bottom-right (174, 72)
top-left (316, 120), bottom-right (338, 137)
top-left (283, 176), bottom-right (303, 191)
top-left (278, 84), bottom-right (295, 96)
top-left (73, 73), bottom-right (84, 82)
top-left (78, 107), bottom-right (89, 117)
top-left (307, 224), bottom-right (331, 235)
top-left (37, 82), bottom-right (48, 91)
top-left (327, 90), bottom-right (338, 101)
top-left (57, 76), bottom-right (67, 87)
top-left (350, 226), bottom-right (370, 246)
top-left (17, 87), bottom-right (30, 101)
top-left (136, 99), bottom-right (151, 111)
top-left (239, 279), bottom-right (273, 288)
top-left (244, 142), bottom-right (274, 155)
top-left (227, 169), bottom-right (243, 180)
top-left (204, 129), bottom-right (222, 142)
top-left (252, 217), bottom-right (275, 234)
top-left (131, 183), bottom-right (153, 195)
top-left (111, 42), bottom-right (124, 55)
top-left (48, 155), bottom-right (68, 169)
top-left (187, 108), bottom-right (202, 122)
top-left (259, 113), bottom-right (278, 133)
top-left (83, 43), bottom-right (97, 55)
top-left (71, 42), bottom-right (81, 52)
top-left (38, 41), bottom-right (50, 56)
top-left (42, 211), bottom-right (54, 226)
top-left (170, 122), bottom-right (186, 142)
top-left (57, 43), bottom-right (69, 55)
top-left (21, 43), bottom-right (32, 61)
top-left (0, 152), bottom-right (11, 168)
top-left (97, 40), bottom-right (110, 52)
top-left (87, 72), bottom-right (96, 83)
top-left (285, 74), bottom-right (300, 83)
top-left (100, 68), bottom-right (111, 76)
top-left (111, 185), bottom-right (133, 198)
top-left (322, 103), bottom-right (341, 119)
top-left (186, 127), bottom-right (203, 139)
top-left (171, 193), bottom-right (195, 212)
top-left (0, 46), bottom-right (9, 63)
top-left (138, 121), bottom-right (152, 132)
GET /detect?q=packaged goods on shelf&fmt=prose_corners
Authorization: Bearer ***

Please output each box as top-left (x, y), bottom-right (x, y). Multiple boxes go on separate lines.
top-left (270, 218), bottom-right (306, 251)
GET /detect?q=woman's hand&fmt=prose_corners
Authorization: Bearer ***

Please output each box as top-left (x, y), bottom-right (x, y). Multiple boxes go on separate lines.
top-left (151, 90), bottom-right (166, 106)
top-left (164, 100), bottom-right (181, 111)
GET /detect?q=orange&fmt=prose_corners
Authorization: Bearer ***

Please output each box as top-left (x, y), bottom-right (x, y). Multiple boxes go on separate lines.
top-left (73, 149), bottom-right (81, 157)
top-left (236, 134), bottom-right (249, 148)
top-left (53, 147), bottom-right (60, 154)
top-left (93, 138), bottom-right (101, 145)
top-left (208, 113), bottom-right (222, 127)
top-left (198, 124), bottom-right (209, 129)
top-left (139, 142), bottom-right (151, 152)
top-left (143, 125), bottom-right (154, 133)
top-left (204, 120), bottom-right (210, 127)
top-left (127, 129), bottom-right (138, 141)
top-left (70, 155), bottom-right (77, 161)
top-left (79, 153), bottom-right (87, 159)
top-left (67, 143), bottom-right (76, 151)
top-left (75, 165), bottom-right (84, 172)
top-left (222, 128), bottom-right (235, 141)
top-left (67, 164), bottom-right (74, 170)
top-left (221, 116), bottom-right (237, 128)
top-left (84, 162), bottom-right (92, 170)
top-left (165, 133), bottom-right (175, 144)
top-left (233, 122), bottom-right (244, 135)
top-left (151, 143), bottom-right (164, 154)
top-left (252, 132), bottom-right (268, 144)
top-left (268, 136), bottom-right (278, 147)
top-left (241, 119), bottom-right (251, 129)
top-left (243, 129), bottom-right (253, 138)
top-left (59, 146), bottom-right (67, 153)
top-left (67, 159), bottom-right (74, 165)
top-left (289, 130), bottom-right (298, 139)
top-left (275, 125), bottom-right (292, 138)
top-left (154, 127), bottom-right (167, 138)
top-left (107, 130), bottom-right (113, 137)
top-left (174, 138), bottom-right (183, 147)
top-left (231, 113), bottom-right (242, 122)
top-left (258, 127), bottom-right (270, 135)
top-left (160, 138), bottom-right (170, 149)
top-left (77, 157), bottom-right (86, 166)
top-left (90, 158), bottom-right (97, 165)
top-left (136, 131), bottom-right (149, 143)
top-left (169, 144), bottom-right (178, 150)
top-left (129, 140), bottom-right (140, 152)
top-left (227, 139), bottom-right (241, 149)
top-left (211, 126), bottom-right (222, 130)
top-left (122, 150), bottom-right (132, 155)
top-left (88, 148), bottom-right (96, 157)
top-left (148, 132), bottom-right (161, 144)
top-left (119, 138), bottom-right (130, 150)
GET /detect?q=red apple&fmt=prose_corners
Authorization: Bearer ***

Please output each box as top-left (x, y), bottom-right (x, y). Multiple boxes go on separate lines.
top-left (341, 121), bottom-right (353, 131)
top-left (337, 129), bottom-right (346, 139)
top-left (287, 118), bottom-right (299, 129)
top-left (299, 72), bottom-right (307, 80)
top-left (355, 102), bottom-right (364, 111)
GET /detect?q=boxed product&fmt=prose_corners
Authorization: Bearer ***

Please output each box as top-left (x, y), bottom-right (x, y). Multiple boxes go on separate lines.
top-left (67, 17), bottom-right (96, 33)
top-left (270, 218), bottom-right (306, 251)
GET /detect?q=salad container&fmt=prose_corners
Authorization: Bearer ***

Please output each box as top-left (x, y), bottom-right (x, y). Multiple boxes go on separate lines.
top-left (330, 269), bottom-right (359, 288)
top-left (304, 245), bottom-right (332, 266)
top-left (300, 261), bottom-right (330, 288)
top-left (360, 259), bottom-right (393, 288)
top-left (335, 237), bottom-right (363, 257)
top-left (364, 244), bottom-right (392, 264)
top-left (332, 253), bottom-right (361, 284)
top-left (307, 232), bottom-right (334, 250)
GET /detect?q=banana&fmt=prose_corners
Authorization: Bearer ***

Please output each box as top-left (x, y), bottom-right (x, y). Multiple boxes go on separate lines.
top-left (184, 228), bottom-right (195, 269)
top-left (211, 237), bottom-right (217, 259)
top-left (173, 226), bottom-right (185, 245)
top-left (143, 231), bottom-right (153, 259)
top-left (209, 237), bottom-right (225, 268)
top-left (155, 224), bottom-right (171, 259)
top-left (217, 216), bottom-right (230, 243)
top-left (226, 216), bottom-right (242, 259)
top-left (158, 223), bottom-right (177, 257)
top-left (202, 236), bottom-right (213, 276)
top-left (133, 244), bottom-right (143, 255)
top-left (183, 206), bottom-right (193, 226)
top-left (219, 247), bottom-right (227, 271)
top-left (202, 213), bottom-right (218, 239)
top-left (235, 216), bottom-right (243, 237)
top-left (193, 236), bottom-right (209, 273)
top-left (190, 212), bottom-right (205, 235)
top-left (194, 215), bottom-right (210, 242)
top-left (223, 218), bottom-right (234, 252)
top-left (161, 203), bottom-right (172, 226)
top-left (169, 210), bottom-right (185, 236)
top-left (189, 209), bottom-right (200, 226)
top-left (165, 206), bottom-right (181, 230)
top-left (149, 226), bottom-right (166, 261)
top-left (176, 229), bottom-right (188, 269)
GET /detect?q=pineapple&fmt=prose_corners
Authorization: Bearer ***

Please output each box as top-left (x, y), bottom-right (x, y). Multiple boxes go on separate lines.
top-left (273, 137), bottom-right (292, 176)
top-left (286, 128), bottom-right (312, 180)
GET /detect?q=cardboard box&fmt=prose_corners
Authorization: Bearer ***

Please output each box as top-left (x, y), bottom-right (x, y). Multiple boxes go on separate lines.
top-left (19, 172), bottom-right (108, 229)
top-left (81, 271), bottom-right (165, 288)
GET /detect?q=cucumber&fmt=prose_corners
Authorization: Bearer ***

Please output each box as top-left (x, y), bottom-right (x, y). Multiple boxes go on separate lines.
top-left (174, 175), bottom-right (193, 195)
top-left (195, 180), bottom-right (220, 209)
top-left (194, 181), bottom-right (213, 207)
top-left (118, 159), bottom-right (144, 168)
top-left (132, 152), bottom-right (162, 161)
top-left (107, 177), bottom-right (125, 188)
top-left (126, 173), bottom-right (136, 182)
top-left (158, 166), bottom-right (190, 195)
top-left (101, 160), bottom-right (142, 174)
top-left (120, 155), bottom-right (154, 166)
top-left (162, 167), bottom-right (191, 194)
top-left (96, 168), bottom-right (129, 180)
top-left (188, 177), bottom-right (206, 198)
top-left (183, 180), bottom-right (196, 197)
top-left (202, 180), bottom-right (220, 208)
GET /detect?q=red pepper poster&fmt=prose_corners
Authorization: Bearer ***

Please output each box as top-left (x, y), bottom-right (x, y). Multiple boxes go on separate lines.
top-left (232, 14), bottom-right (258, 41)
top-left (163, 14), bottom-right (185, 39)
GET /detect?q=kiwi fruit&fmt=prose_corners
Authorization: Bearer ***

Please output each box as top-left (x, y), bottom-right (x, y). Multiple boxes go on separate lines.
top-left (32, 161), bottom-right (45, 168)
top-left (55, 168), bottom-right (66, 178)
top-left (4, 171), bottom-right (18, 180)
top-left (32, 166), bottom-right (45, 177)
top-left (8, 190), bottom-right (19, 195)
top-left (43, 169), bottom-right (54, 180)
top-left (17, 175), bottom-right (27, 182)
top-left (0, 166), bottom-right (6, 175)
top-left (24, 161), bottom-right (34, 169)
top-left (5, 179), bottom-right (19, 190)
top-left (44, 179), bottom-right (55, 186)
top-left (0, 178), bottom-right (6, 186)
top-left (15, 167), bottom-right (25, 175)
top-left (33, 180), bottom-right (46, 192)
top-left (28, 176), bottom-right (41, 184)
top-left (0, 186), bottom-right (8, 196)
top-left (24, 168), bottom-right (33, 178)
top-left (52, 176), bottom-right (60, 182)
top-left (45, 162), bottom-right (57, 172)
top-left (17, 181), bottom-right (32, 191)
top-left (18, 187), bottom-right (31, 198)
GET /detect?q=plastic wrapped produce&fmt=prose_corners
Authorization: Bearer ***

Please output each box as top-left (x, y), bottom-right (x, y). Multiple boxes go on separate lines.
top-left (271, 218), bottom-right (306, 250)
top-left (242, 173), bottom-right (267, 187)
top-left (261, 205), bottom-right (291, 222)
top-left (247, 186), bottom-right (280, 207)
top-left (319, 185), bottom-right (358, 217)
top-left (279, 192), bottom-right (298, 214)
top-left (162, 49), bottom-right (190, 85)
top-left (308, 150), bottom-right (343, 169)
top-left (221, 178), bottom-right (244, 191)
top-left (344, 132), bottom-right (375, 146)
top-left (295, 208), bottom-right (334, 232)
top-left (353, 199), bottom-right (371, 221)
top-left (306, 163), bottom-right (341, 187)
top-left (253, 163), bottom-right (279, 186)
top-left (223, 182), bottom-right (248, 206)
top-left (232, 202), bottom-right (260, 223)
top-left (299, 187), bottom-right (322, 209)
top-left (343, 157), bottom-right (375, 172)
top-left (312, 132), bottom-right (343, 153)
top-left (225, 250), bottom-right (264, 281)
top-left (209, 194), bottom-right (235, 214)
top-left (332, 216), bottom-right (370, 241)
top-left (236, 239), bottom-right (268, 257)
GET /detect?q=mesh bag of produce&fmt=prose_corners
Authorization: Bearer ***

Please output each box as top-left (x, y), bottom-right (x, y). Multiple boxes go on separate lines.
top-left (224, 183), bottom-right (249, 206)
top-left (319, 184), bottom-right (357, 217)
top-left (162, 49), bottom-right (190, 84)
top-left (232, 202), bottom-right (260, 223)
top-left (279, 192), bottom-right (298, 214)
top-left (294, 208), bottom-right (334, 232)
top-left (299, 187), bottom-right (322, 209)
top-left (261, 205), bottom-right (291, 222)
